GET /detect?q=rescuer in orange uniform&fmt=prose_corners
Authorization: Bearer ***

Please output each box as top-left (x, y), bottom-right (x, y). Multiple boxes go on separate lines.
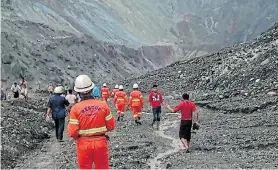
top-left (129, 83), bottom-right (144, 125)
top-left (114, 85), bottom-right (128, 121)
top-left (101, 83), bottom-right (110, 102)
top-left (67, 75), bottom-right (115, 169)
top-left (110, 84), bottom-right (119, 98)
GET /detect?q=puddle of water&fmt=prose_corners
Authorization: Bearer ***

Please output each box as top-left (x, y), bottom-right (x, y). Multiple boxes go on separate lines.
top-left (148, 120), bottom-right (183, 169)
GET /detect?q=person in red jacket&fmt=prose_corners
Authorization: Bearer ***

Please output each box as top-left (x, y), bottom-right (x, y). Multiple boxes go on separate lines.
top-left (114, 85), bottom-right (128, 121)
top-left (101, 83), bottom-right (110, 102)
top-left (68, 75), bottom-right (115, 169)
top-left (148, 84), bottom-right (163, 130)
top-left (129, 83), bottom-right (144, 125)
top-left (166, 93), bottom-right (199, 153)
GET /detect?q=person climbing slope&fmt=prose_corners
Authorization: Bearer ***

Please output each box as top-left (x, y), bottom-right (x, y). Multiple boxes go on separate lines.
top-left (129, 83), bottom-right (144, 125)
top-left (114, 85), bottom-right (128, 121)
top-left (101, 83), bottom-right (110, 102)
top-left (68, 75), bottom-right (115, 169)
top-left (148, 84), bottom-right (163, 130)
top-left (166, 93), bottom-right (199, 153)
top-left (46, 86), bottom-right (70, 142)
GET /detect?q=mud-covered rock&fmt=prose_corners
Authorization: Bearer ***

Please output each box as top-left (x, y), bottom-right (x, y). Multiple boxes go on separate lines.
top-left (1, 96), bottom-right (53, 169)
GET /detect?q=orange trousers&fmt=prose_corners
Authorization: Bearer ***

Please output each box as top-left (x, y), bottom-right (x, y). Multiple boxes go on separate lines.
top-left (116, 104), bottom-right (125, 115)
top-left (131, 106), bottom-right (142, 120)
top-left (77, 137), bottom-right (109, 170)
top-left (102, 96), bottom-right (109, 102)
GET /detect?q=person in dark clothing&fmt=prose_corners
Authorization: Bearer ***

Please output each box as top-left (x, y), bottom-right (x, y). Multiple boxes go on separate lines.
top-left (46, 86), bottom-right (69, 142)
top-left (166, 93), bottom-right (199, 152)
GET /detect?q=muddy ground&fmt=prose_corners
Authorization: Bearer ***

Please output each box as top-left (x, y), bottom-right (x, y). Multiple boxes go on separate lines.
top-left (1, 93), bottom-right (278, 169)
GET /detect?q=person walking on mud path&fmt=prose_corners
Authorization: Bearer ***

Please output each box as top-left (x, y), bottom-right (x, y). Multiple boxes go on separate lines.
top-left (114, 85), bottom-right (128, 121)
top-left (48, 82), bottom-right (54, 96)
top-left (110, 84), bottom-right (119, 98)
top-left (92, 85), bottom-right (100, 99)
top-left (46, 86), bottom-right (70, 142)
top-left (129, 83), bottom-right (144, 125)
top-left (68, 75), bottom-right (115, 169)
top-left (20, 77), bottom-right (28, 100)
top-left (64, 83), bottom-right (69, 95)
top-left (11, 82), bottom-right (21, 99)
top-left (65, 89), bottom-right (77, 115)
top-left (148, 84), bottom-right (163, 130)
top-left (166, 93), bottom-right (199, 153)
top-left (101, 83), bottom-right (110, 102)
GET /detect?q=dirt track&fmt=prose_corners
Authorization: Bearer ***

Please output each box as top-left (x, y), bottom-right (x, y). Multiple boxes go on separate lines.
top-left (8, 97), bottom-right (277, 169)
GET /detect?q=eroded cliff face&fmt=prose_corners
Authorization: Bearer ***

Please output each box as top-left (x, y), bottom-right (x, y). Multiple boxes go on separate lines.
top-left (1, 0), bottom-right (277, 88)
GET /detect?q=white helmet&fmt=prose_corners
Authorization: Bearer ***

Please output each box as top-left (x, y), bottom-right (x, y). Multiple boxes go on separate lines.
top-left (74, 75), bottom-right (95, 93)
top-left (103, 83), bottom-right (107, 87)
top-left (54, 86), bottom-right (64, 94)
top-left (133, 83), bottom-right (139, 89)
top-left (115, 84), bottom-right (119, 89)
top-left (119, 85), bottom-right (124, 90)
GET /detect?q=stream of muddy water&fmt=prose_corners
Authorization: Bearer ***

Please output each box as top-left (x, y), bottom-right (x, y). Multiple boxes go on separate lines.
top-left (147, 119), bottom-right (183, 169)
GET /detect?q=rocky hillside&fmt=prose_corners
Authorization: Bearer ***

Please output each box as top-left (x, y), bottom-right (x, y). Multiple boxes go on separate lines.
top-left (2, 0), bottom-right (277, 53)
top-left (120, 24), bottom-right (278, 104)
top-left (1, 0), bottom-right (278, 88)
top-left (1, 27), bottom-right (174, 88)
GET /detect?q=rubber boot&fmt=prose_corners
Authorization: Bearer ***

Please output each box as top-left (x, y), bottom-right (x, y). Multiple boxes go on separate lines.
top-left (121, 115), bottom-right (124, 121)
top-left (157, 121), bottom-right (160, 130)
top-left (117, 116), bottom-right (120, 121)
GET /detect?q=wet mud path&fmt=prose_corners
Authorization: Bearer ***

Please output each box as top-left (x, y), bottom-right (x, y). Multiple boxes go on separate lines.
top-left (147, 119), bottom-right (183, 169)
top-left (14, 118), bottom-right (77, 169)
top-left (11, 101), bottom-right (278, 169)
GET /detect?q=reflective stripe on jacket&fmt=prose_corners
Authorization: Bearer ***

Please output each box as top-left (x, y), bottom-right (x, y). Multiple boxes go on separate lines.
top-left (101, 88), bottom-right (110, 97)
top-left (129, 90), bottom-right (144, 107)
top-left (67, 99), bottom-right (115, 138)
top-left (114, 91), bottom-right (128, 105)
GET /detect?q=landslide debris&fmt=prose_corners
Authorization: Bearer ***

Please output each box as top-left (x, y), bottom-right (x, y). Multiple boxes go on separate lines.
top-left (1, 97), bottom-right (53, 169)
top-left (120, 24), bottom-right (278, 105)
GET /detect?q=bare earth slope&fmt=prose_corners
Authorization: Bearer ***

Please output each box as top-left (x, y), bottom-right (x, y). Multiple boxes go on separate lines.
top-left (1, 20), bottom-right (175, 88)
top-left (1, 0), bottom-right (278, 88)
top-left (121, 24), bottom-right (278, 100)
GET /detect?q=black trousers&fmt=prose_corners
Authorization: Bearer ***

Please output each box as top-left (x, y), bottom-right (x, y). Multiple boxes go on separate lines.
top-left (14, 91), bottom-right (19, 98)
top-left (179, 120), bottom-right (192, 141)
top-left (54, 118), bottom-right (65, 140)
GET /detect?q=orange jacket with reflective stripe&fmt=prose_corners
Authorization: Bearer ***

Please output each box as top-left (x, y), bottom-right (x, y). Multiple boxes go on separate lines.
top-left (114, 91), bottom-right (128, 105)
top-left (111, 89), bottom-right (119, 97)
top-left (101, 87), bottom-right (110, 98)
top-left (129, 90), bottom-right (144, 107)
top-left (67, 99), bottom-right (115, 139)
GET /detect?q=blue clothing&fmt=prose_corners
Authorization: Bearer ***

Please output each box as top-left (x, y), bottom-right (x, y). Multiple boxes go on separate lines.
top-left (48, 95), bottom-right (69, 119)
top-left (92, 86), bottom-right (100, 97)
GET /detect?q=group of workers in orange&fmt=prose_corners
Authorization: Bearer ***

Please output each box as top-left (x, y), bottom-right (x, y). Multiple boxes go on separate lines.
top-left (47, 74), bottom-right (198, 169)
top-left (100, 83), bottom-right (144, 125)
